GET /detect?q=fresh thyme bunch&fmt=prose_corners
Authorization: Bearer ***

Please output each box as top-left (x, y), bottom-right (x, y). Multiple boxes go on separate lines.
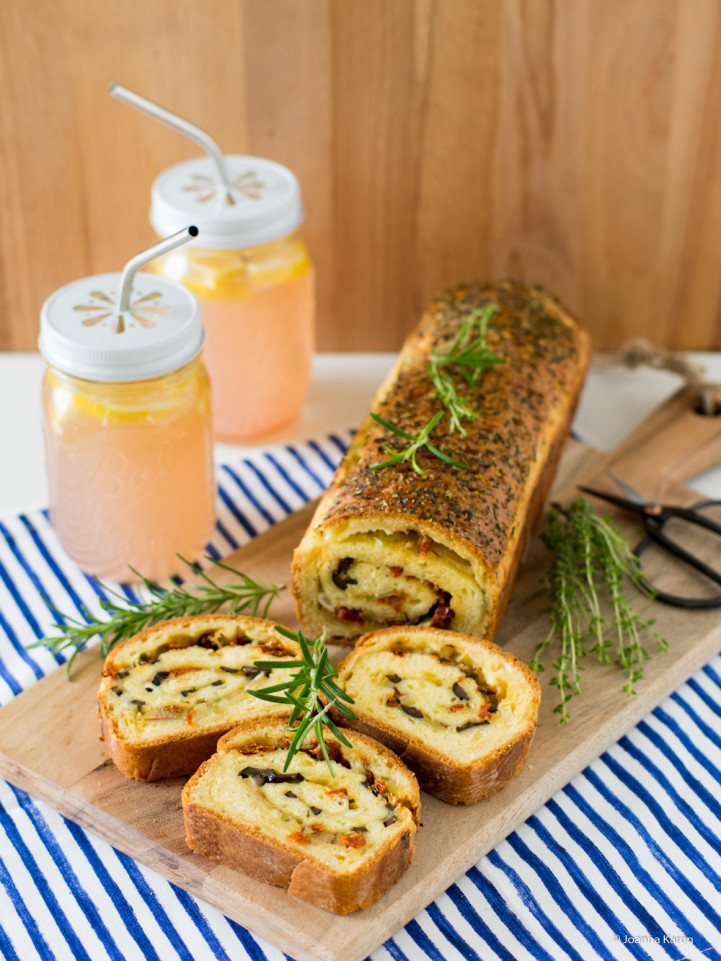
top-left (531, 497), bottom-right (667, 722)
top-left (249, 626), bottom-right (357, 776)
top-left (371, 302), bottom-right (505, 473)
top-left (32, 556), bottom-right (285, 678)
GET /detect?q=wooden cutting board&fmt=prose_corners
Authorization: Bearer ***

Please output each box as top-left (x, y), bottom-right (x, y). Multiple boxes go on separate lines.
top-left (1, 388), bottom-right (721, 961)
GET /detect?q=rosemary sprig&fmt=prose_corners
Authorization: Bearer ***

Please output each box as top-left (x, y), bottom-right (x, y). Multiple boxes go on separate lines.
top-left (31, 556), bottom-right (285, 679)
top-left (428, 303), bottom-right (505, 435)
top-left (530, 497), bottom-right (667, 722)
top-left (370, 303), bottom-right (505, 471)
top-left (369, 410), bottom-right (468, 476)
top-left (248, 626), bottom-right (357, 776)
top-left (427, 366), bottom-right (476, 435)
top-left (431, 304), bottom-right (505, 382)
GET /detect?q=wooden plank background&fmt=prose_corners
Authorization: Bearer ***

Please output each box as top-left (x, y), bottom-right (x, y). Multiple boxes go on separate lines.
top-left (2, 0), bottom-right (721, 352)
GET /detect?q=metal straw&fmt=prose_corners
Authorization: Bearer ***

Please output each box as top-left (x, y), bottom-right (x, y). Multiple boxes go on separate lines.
top-left (109, 83), bottom-right (235, 204)
top-left (118, 226), bottom-right (198, 313)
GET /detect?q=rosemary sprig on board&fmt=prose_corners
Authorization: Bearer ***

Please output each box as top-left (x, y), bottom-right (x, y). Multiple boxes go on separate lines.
top-left (369, 411), bottom-right (468, 476)
top-left (31, 556), bottom-right (285, 678)
top-left (249, 626), bottom-right (357, 776)
top-left (530, 497), bottom-right (667, 722)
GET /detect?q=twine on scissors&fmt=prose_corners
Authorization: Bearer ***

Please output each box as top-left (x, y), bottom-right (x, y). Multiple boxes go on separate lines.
top-left (620, 339), bottom-right (720, 416)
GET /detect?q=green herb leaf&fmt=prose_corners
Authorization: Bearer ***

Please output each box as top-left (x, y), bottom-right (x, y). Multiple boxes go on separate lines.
top-left (533, 497), bottom-right (667, 722)
top-left (428, 303), bottom-right (506, 434)
top-left (30, 556), bottom-right (285, 679)
top-left (368, 302), bottom-right (504, 474)
top-left (369, 410), bottom-right (468, 475)
top-left (248, 627), bottom-right (357, 776)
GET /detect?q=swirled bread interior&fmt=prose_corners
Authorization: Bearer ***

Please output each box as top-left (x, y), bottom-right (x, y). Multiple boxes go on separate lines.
top-left (310, 525), bottom-right (486, 637)
top-left (182, 718), bottom-right (420, 913)
top-left (98, 614), bottom-right (301, 780)
top-left (335, 626), bottom-right (540, 804)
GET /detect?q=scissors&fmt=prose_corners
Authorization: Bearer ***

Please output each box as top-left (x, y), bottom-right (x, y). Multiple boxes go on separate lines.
top-left (578, 474), bottom-right (721, 609)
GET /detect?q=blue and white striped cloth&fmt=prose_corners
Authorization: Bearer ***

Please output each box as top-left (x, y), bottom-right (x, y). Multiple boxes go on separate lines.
top-left (1, 433), bottom-right (720, 961)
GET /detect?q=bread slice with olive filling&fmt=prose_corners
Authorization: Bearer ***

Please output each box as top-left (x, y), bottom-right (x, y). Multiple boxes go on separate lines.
top-left (332, 626), bottom-right (541, 804)
top-left (98, 614), bottom-right (302, 781)
top-left (182, 717), bottom-right (420, 914)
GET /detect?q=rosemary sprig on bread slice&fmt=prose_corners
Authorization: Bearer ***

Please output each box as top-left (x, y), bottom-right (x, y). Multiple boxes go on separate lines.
top-left (249, 626), bottom-right (358, 776)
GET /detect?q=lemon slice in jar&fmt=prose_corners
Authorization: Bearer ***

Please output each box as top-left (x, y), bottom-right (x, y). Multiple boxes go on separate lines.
top-left (46, 371), bottom-right (197, 428)
top-left (188, 239), bottom-right (311, 300)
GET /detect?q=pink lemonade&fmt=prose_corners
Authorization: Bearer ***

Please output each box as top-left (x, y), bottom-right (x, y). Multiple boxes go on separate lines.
top-left (42, 360), bottom-right (215, 581)
top-left (148, 155), bottom-right (315, 440)
top-left (153, 233), bottom-right (314, 440)
top-left (199, 269), bottom-right (314, 439)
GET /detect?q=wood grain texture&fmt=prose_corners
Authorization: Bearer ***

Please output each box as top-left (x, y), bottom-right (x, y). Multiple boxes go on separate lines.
top-left (1, 389), bottom-right (721, 961)
top-left (4, 0), bottom-right (721, 351)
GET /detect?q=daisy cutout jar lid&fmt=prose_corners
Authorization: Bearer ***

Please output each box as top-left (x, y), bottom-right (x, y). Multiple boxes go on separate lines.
top-left (150, 155), bottom-right (304, 250)
top-left (39, 228), bottom-right (203, 383)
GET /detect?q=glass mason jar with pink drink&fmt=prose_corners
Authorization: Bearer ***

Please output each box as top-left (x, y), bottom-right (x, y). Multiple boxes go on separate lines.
top-left (39, 228), bottom-right (216, 582)
top-left (147, 155), bottom-right (314, 440)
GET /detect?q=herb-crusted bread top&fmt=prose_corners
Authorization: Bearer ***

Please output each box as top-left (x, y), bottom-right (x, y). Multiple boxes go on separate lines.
top-left (320, 280), bottom-right (588, 570)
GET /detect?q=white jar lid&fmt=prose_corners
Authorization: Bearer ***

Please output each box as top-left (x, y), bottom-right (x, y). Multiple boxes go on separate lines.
top-left (150, 155), bottom-right (304, 250)
top-left (39, 272), bottom-right (203, 382)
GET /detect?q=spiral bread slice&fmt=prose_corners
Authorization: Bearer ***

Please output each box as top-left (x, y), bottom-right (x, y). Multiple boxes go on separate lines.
top-left (98, 614), bottom-right (301, 781)
top-left (292, 280), bottom-right (589, 643)
top-left (182, 717), bottom-right (420, 914)
top-left (333, 626), bottom-right (541, 804)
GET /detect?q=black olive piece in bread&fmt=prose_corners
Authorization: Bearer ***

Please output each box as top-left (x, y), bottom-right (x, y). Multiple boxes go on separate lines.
top-left (98, 614), bottom-right (301, 781)
top-left (332, 626), bottom-right (541, 804)
top-left (182, 717), bottom-right (420, 914)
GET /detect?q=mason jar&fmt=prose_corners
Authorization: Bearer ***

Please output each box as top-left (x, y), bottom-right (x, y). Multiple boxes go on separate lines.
top-left (148, 156), bottom-right (314, 440)
top-left (39, 271), bottom-right (215, 581)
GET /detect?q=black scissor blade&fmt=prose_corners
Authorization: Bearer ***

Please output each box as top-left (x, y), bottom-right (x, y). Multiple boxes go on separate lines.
top-left (577, 486), bottom-right (648, 516)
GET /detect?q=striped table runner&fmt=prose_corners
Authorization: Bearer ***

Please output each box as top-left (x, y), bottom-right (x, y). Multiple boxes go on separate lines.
top-left (0, 434), bottom-right (720, 961)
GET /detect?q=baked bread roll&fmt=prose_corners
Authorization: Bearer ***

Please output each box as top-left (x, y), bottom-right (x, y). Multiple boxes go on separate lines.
top-left (332, 626), bottom-right (541, 804)
top-left (182, 717), bottom-right (420, 914)
top-left (98, 614), bottom-right (301, 781)
top-left (292, 280), bottom-right (589, 642)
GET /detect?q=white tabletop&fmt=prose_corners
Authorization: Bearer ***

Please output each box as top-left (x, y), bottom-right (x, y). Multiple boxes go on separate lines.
top-left (2, 351), bottom-right (721, 515)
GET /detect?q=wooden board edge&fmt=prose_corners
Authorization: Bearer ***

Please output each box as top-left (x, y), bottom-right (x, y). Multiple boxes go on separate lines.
top-left (0, 752), bottom-right (205, 888)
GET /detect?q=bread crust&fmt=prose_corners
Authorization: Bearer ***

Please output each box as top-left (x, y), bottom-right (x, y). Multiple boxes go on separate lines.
top-left (292, 279), bottom-right (590, 642)
top-left (182, 718), bottom-right (420, 914)
top-left (98, 614), bottom-right (299, 781)
top-left (333, 626), bottom-right (541, 805)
